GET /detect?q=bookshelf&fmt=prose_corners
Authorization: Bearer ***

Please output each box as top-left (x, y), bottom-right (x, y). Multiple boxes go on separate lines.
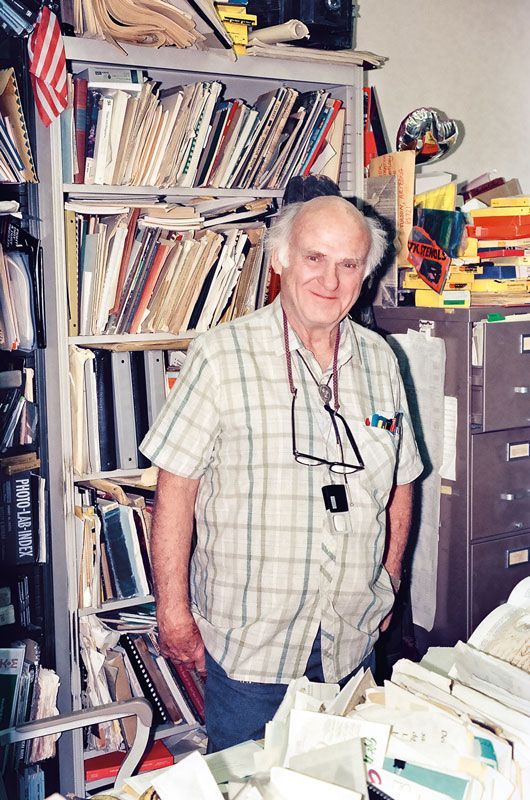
top-left (34, 36), bottom-right (365, 796)
top-left (0, 39), bottom-right (60, 798)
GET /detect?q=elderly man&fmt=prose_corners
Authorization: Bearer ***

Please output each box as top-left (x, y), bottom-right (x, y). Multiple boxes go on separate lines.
top-left (140, 196), bottom-right (422, 751)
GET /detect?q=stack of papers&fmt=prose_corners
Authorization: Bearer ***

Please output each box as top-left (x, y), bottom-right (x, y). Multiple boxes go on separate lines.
top-left (244, 43), bottom-right (388, 69)
top-left (90, 578), bottom-right (530, 800)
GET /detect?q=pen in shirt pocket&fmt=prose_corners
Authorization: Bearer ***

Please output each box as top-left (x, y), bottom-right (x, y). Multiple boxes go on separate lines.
top-left (365, 412), bottom-right (402, 435)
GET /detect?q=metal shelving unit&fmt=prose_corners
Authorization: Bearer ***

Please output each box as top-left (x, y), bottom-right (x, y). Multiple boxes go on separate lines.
top-left (34, 36), bottom-right (365, 796)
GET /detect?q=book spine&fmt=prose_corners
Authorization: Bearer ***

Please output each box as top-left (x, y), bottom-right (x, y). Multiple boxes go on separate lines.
top-left (117, 233), bottom-right (161, 335)
top-left (0, 472), bottom-right (38, 565)
top-left (84, 89), bottom-right (101, 185)
top-left (73, 77), bottom-right (88, 184)
top-left (99, 506), bottom-right (138, 600)
top-left (172, 662), bottom-right (205, 723)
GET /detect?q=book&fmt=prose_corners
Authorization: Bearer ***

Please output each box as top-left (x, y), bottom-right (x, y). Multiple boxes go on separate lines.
top-left (84, 739), bottom-right (173, 782)
top-left (80, 66), bottom-right (145, 92)
top-left (83, 88), bottom-right (102, 184)
top-left (72, 76), bottom-right (88, 184)
top-left (0, 471), bottom-right (40, 565)
top-left (0, 645), bottom-right (25, 728)
top-left (172, 661), bottom-right (205, 723)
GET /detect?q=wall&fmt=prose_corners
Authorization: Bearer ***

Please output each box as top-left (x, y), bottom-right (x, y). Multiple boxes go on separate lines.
top-left (356, 0), bottom-right (530, 192)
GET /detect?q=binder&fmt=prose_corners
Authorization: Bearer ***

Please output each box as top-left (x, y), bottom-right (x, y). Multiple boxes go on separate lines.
top-left (129, 352), bottom-right (150, 469)
top-left (133, 635), bottom-right (183, 724)
top-left (83, 356), bottom-right (101, 474)
top-left (110, 352), bottom-right (138, 469)
top-left (143, 350), bottom-right (167, 427)
top-left (120, 633), bottom-right (169, 726)
top-left (93, 349), bottom-right (117, 472)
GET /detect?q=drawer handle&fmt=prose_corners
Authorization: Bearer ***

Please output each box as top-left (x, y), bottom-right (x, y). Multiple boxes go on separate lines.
top-left (513, 522), bottom-right (524, 529)
top-left (514, 386), bottom-right (529, 394)
top-left (501, 493), bottom-right (516, 501)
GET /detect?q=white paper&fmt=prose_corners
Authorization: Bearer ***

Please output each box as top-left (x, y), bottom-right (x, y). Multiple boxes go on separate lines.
top-left (283, 709), bottom-right (389, 772)
top-left (387, 330), bottom-right (446, 630)
top-left (152, 750), bottom-right (224, 800)
top-left (249, 20), bottom-right (309, 45)
top-left (439, 396), bottom-right (457, 481)
top-left (269, 767), bottom-right (362, 800)
top-left (205, 740), bottom-right (263, 785)
top-left (288, 738), bottom-right (367, 796)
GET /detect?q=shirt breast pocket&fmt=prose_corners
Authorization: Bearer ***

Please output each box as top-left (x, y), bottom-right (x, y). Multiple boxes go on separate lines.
top-left (358, 422), bottom-right (399, 488)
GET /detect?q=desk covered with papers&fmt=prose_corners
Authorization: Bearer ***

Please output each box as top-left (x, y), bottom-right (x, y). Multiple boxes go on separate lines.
top-left (54, 578), bottom-right (530, 800)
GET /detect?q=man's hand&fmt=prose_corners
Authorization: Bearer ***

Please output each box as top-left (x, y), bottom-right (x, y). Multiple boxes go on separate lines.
top-left (158, 607), bottom-right (206, 675)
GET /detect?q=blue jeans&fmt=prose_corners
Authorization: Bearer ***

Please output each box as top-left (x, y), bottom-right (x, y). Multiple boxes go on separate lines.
top-left (204, 632), bottom-right (375, 752)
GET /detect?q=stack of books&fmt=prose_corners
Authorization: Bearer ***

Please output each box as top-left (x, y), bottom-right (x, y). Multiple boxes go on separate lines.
top-left (75, 481), bottom-right (154, 606)
top-left (466, 196), bottom-right (530, 304)
top-left (62, 66), bottom-right (345, 189)
top-left (64, 201), bottom-right (268, 338)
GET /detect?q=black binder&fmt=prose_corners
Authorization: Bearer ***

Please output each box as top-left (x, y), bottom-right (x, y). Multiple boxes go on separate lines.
top-left (120, 633), bottom-right (169, 726)
top-left (93, 349), bottom-right (117, 471)
top-left (130, 351), bottom-right (150, 470)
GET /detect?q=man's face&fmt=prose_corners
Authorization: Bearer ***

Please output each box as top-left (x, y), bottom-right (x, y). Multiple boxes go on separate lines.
top-left (273, 201), bottom-right (371, 337)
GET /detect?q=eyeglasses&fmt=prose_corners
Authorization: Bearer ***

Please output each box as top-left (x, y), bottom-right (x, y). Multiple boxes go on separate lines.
top-left (291, 391), bottom-right (365, 475)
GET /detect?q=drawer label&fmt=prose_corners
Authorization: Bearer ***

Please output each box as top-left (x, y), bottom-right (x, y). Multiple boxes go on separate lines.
top-left (522, 334), bottom-right (530, 353)
top-left (507, 441), bottom-right (530, 460)
top-left (507, 548), bottom-right (529, 567)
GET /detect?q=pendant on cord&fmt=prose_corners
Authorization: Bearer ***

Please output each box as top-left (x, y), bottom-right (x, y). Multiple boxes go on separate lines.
top-left (318, 384), bottom-right (332, 403)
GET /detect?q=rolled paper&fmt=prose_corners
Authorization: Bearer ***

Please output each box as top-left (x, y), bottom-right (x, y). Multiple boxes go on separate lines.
top-left (249, 20), bottom-right (310, 45)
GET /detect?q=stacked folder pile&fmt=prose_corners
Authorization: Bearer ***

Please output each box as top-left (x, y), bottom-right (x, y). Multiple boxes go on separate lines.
top-left (69, 0), bottom-right (206, 48)
top-left (64, 201), bottom-right (267, 338)
top-left (0, 68), bottom-right (37, 184)
top-left (63, 66), bottom-right (345, 189)
top-left (465, 196), bottom-right (530, 305)
top-left (98, 578), bottom-right (530, 800)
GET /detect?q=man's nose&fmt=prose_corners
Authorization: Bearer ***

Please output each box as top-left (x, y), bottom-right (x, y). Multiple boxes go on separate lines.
top-left (319, 264), bottom-right (340, 291)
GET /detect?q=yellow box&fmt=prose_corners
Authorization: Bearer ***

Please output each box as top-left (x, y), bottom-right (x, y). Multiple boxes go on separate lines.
top-left (468, 206), bottom-right (530, 217)
top-left (445, 272), bottom-right (475, 289)
top-left (470, 279), bottom-right (528, 294)
top-left (491, 196), bottom-right (530, 207)
top-left (415, 289), bottom-right (470, 308)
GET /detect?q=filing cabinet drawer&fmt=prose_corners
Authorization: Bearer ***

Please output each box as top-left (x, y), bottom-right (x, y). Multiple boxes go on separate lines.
top-left (471, 530), bottom-right (530, 632)
top-left (471, 427), bottom-right (530, 540)
top-left (482, 321), bottom-right (530, 431)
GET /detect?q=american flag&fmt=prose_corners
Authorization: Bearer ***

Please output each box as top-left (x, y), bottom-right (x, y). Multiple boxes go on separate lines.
top-left (27, 5), bottom-right (67, 127)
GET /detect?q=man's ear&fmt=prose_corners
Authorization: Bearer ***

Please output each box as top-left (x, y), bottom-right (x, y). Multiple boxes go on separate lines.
top-left (270, 249), bottom-right (283, 276)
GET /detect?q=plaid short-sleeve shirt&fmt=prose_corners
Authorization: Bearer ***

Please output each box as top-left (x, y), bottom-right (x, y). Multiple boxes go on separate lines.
top-left (141, 297), bottom-right (423, 683)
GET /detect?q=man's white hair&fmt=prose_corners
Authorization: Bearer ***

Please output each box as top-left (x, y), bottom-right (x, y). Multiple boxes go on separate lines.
top-left (265, 196), bottom-right (387, 277)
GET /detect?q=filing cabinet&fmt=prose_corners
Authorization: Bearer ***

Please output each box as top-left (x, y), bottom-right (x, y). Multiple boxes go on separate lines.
top-left (374, 305), bottom-right (530, 647)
